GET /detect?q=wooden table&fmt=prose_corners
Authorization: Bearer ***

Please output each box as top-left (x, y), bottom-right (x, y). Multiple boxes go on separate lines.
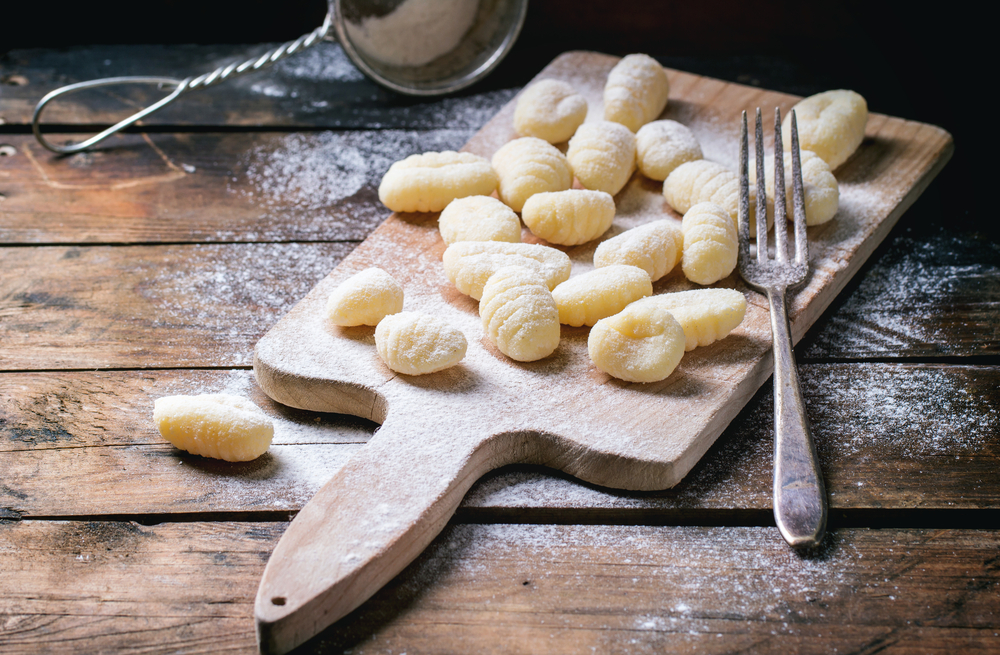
top-left (2, 39), bottom-right (998, 654)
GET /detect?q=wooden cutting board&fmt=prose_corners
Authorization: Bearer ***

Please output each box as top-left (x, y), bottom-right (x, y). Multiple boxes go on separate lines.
top-left (251, 51), bottom-right (952, 653)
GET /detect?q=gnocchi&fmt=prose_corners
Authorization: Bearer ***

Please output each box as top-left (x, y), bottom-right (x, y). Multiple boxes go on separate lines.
top-left (681, 202), bottom-right (738, 285)
top-left (628, 288), bottom-right (747, 351)
top-left (783, 89), bottom-right (867, 170)
top-left (480, 266), bottom-right (561, 362)
top-left (514, 79), bottom-right (588, 144)
top-left (491, 137), bottom-right (572, 212)
top-left (663, 159), bottom-right (766, 233)
top-left (593, 219), bottom-right (682, 282)
top-left (751, 150), bottom-right (839, 226)
top-left (442, 241), bottom-right (572, 300)
top-left (588, 302), bottom-right (686, 383)
top-left (521, 189), bottom-right (615, 246)
top-left (378, 151), bottom-right (498, 213)
top-left (635, 119), bottom-right (703, 181)
top-left (326, 267), bottom-right (404, 327)
top-left (374, 311), bottom-right (468, 375)
top-left (438, 195), bottom-right (522, 245)
top-left (552, 265), bottom-right (652, 327)
top-left (603, 53), bottom-right (670, 133)
top-left (153, 394), bottom-right (274, 462)
top-left (566, 120), bottom-right (637, 196)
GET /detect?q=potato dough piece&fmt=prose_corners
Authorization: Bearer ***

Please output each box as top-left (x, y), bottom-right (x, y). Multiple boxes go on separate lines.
top-left (588, 303), bottom-right (685, 383)
top-left (153, 394), bottom-right (274, 462)
top-left (783, 89), bottom-right (867, 170)
top-left (375, 311), bottom-right (468, 375)
top-left (593, 219), bottom-right (682, 282)
top-left (552, 265), bottom-right (652, 327)
top-left (514, 79), bottom-right (588, 144)
top-left (491, 137), bottom-right (572, 212)
top-left (681, 202), bottom-right (738, 285)
top-left (603, 53), bottom-right (670, 133)
top-left (566, 121), bottom-right (637, 196)
top-left (326, 267), bottom-right (404, 327)
top-left (521, 189), bottom-right (615, 246)
top-left (635, 120), bottom-right (703, 181)
top-left (480, 266), bottom-right (560, 362)
top-left (443, 241), bottom-right (572, 300)
top-left (378, 151), bottom-right (498, 213)
top-left (750, 150), bottom-right (839, 227)
top-left (438, 196), bottom-right (522, 245)
top-left (629, 288), bottom-right (747, 351)
top-left (663, 159), bottom-right (767, 233)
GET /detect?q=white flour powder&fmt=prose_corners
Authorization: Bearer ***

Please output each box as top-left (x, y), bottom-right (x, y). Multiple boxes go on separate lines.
top-left (345, 0), bottom-right (479, 67)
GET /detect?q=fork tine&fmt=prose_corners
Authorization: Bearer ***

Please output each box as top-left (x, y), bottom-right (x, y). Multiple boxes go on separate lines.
top-left (738, 110), bottom-right (752, 264)
top-left (754, 108), bottom-right (769, 259)
top-left (789, 109), bottom-right (808, 266)
top-left (772, 108), bottom-right (788, 262)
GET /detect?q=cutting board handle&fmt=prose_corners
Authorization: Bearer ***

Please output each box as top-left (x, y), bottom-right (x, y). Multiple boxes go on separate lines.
top-left (254, 414), bottom-right (532, 654)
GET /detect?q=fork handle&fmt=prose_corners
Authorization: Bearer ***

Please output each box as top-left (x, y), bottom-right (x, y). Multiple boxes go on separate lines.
top-left (767, 287), bottom-right (827, 548)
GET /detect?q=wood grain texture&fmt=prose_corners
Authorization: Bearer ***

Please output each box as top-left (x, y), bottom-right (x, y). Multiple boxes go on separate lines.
top-left (2, 520), bottom-right (998, 654)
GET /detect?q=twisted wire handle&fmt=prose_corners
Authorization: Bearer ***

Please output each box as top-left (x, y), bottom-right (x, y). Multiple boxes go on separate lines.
top-left (32, 14), bottom-right (332, 154)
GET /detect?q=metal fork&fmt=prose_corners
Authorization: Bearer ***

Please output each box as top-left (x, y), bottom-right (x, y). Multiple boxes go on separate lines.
top-left (738, 108), bottom-right (827, 549)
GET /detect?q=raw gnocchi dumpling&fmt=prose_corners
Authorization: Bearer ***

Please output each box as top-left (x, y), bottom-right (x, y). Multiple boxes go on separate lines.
top-left (681, 202), bottom-right (738, 285)
top-left (491, 137), bottom-right (572, 212)
top-left (153, 394), bottom-right (274, 462)
top-left (588, 302), bottom-right (685, 383)
top-left (750, 150), bottom-right (839, 227)
top-left (375, 311), bottom-right (468, 375)
top-left (326, 268), bottom-right (404, 327)
top-left (521, 189), bottom-right (615, 246)
top-left (480, 266), bottom-right (560, 362)
top-left (783, 89), bottom-right (867, 170)
top-left (603, 53), bottom-right (670, 133)
top-left (438, 196), bottom-right (522, 245)
top-left (378, 151), bottom-right (498, 213)
top-left (635, 119), bottom-right (703, 181)
top-left (663, 159), bottom-right (767, 233)
top-left (552, 265), bottom-right (652, 327)
top-left (593, 219), bottom-right (682, 282)
top-left (442, 241), bottom-right (572, 300)
top-left (514, 79), bottom-right (588, 144)
top-left (629, 288), bottom-right (747, 351)
top-left (566, 121), bottom-right (637, 196)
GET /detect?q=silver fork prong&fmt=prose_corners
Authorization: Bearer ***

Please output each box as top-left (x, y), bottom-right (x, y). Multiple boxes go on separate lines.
top-left (790, 109), bottom-right (808, 266)
top-left (772, 108), bottom-right (788, 263)
top-left (754, 108), bottom-right (769, 259)
top-left (738, 110), bottom-right (752, 264)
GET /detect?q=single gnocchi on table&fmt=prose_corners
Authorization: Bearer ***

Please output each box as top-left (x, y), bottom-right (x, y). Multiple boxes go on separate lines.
top-left (480, 266), bottom-right (561, 362)
top-left (593, 219), bottom-right (683, 282)
top-left (491, 137), bottom-right (572, 212)
top-left (378, 151), bottom-right (498, 213)
top-left (438, 196), bottom-right (522, 246)
top-left (681, 202), bottom-right (739, 286)
top-left (627, 288), bottom-right (747, 352)
top-left (603, 53), bottom-right (670, 133)
top-left (521, 189), bottom-right (615, 246)
top-left (326, 267), bottom-right (404, 327)
top-left (783, 89), bottom-right (867, 170)
top-left (588, 302), bottom-right (686, 383)
top-left (663, 159), bottom-right (766, 233)
top-left (751, 150), bottom-right (839, 226)
top-left (566, 120), bottom-right (637, 196)
top-left (513, 79), bottom-right (588, 144)
top-left (635, 119), bottom-right (703, 181)
top-left (375, 311), bottom-right (468, 375)
top-left (153, 394), bottom-right (274, 462)
top-left (442, 241), bottom-right (572, 300)
top-left (552, 265), bottom-right (652, 327)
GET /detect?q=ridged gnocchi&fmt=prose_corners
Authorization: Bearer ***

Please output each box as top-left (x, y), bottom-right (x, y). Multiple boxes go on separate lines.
top-left (603, 53), bottom-right (670, 133)
top-left (783, 89), bottom-right (867, 170)
top-left (513, 79), bottom-right (588, 144)
top-left (521, 189), bottom-right (615, 246)
top-left (442, 241), bottom-right (572, 300)
top-left (153, 394), bottom-right (274, 462)
top-left (480, 266), bottom-right (561, 362)
top-left (628, 288), bottom-right (747, 352)
top-left (593, 219), bottom-right (682, 282)
top-left (635, 119), bottom-right (703, 181)
top-left (378, 151), bottom-right (498, 213)
top-left (438, 195), bottom-right (522, 245)
top-left (566, 120), bottom-right (637, 196)
top-left (681, 202), bottom-right (738, 285)
top-left (751, 150), bottom-right (839, 226)
top-left (374, 311), bottom-right (468, 375)
top-left (491, 137), bottom-right (572, 212)
top-left (552, 265), bottom-right (652, 327)
top-left (326, 267), bottom-right (404, 327)
top-left (663, 159), bottom-right (766, 233)
top-left (588, 302), bottom-right (686, 383)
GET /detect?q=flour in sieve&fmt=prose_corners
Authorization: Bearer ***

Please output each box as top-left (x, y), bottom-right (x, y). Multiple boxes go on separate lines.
top-left (344, 0), bottom-right (479, 67)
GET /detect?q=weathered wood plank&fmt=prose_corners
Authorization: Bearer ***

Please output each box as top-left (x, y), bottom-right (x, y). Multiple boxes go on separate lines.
top-left (2, 366), bottom-right (997, 518)
top-left (1, 521), bottom-right (998, 654)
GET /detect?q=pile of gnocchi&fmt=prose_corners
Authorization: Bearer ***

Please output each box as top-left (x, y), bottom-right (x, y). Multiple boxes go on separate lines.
top-left (330, 55), bottom-right (868, 383)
